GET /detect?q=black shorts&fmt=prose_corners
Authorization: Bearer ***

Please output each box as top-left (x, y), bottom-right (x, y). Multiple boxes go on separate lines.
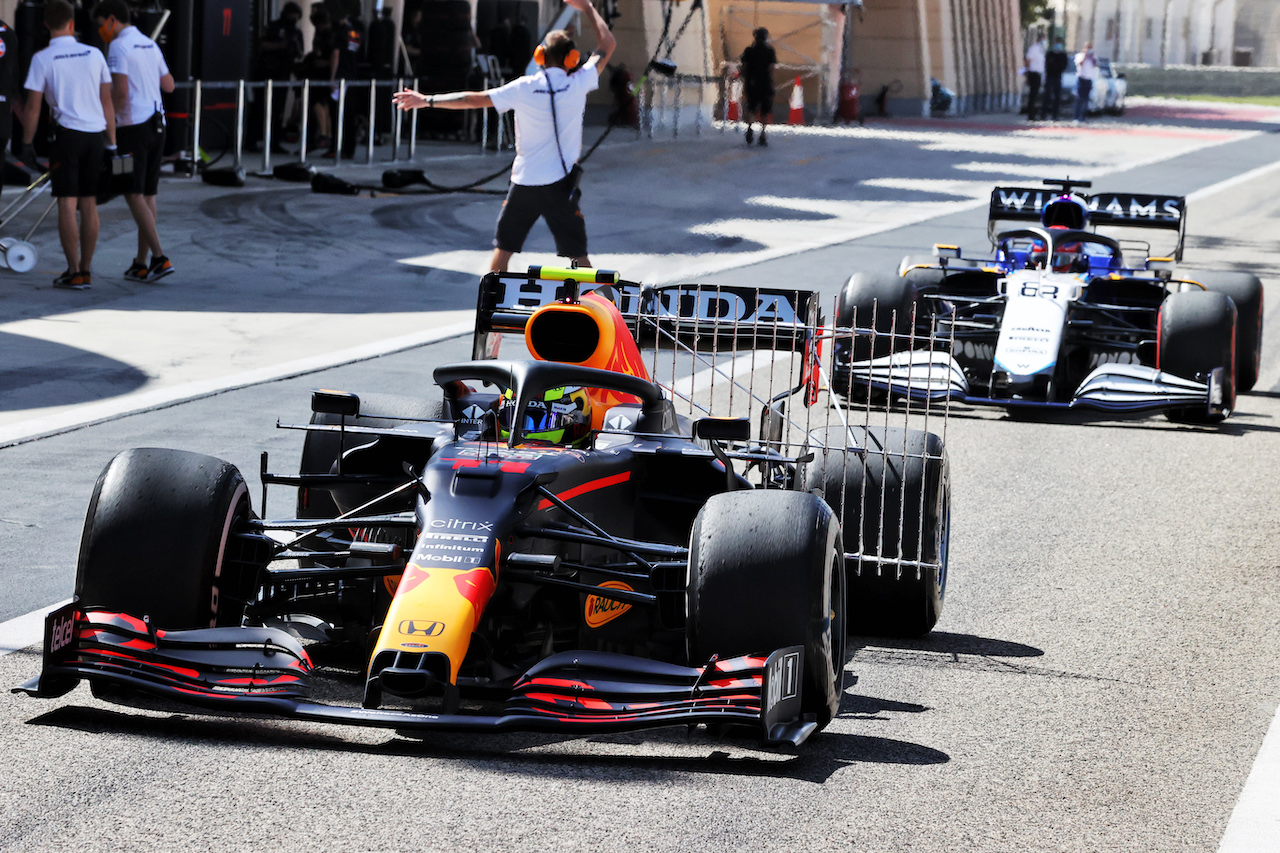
top-left (117, 116), bottom-right (165, 196)
top-left (49, 127), bottom-right (105, 199)
top-left (493, 175), bottom-right (588, 258)
top-left (745, 86), bottom-right (774, 117)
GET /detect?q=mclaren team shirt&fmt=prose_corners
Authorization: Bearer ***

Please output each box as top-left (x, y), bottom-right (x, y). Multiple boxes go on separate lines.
top-left (488, 62), bottom-right (599, 187)
top-left (107, 25), bottom-right (170, 127)
top-left (24, 35), bottom-right (110, 133)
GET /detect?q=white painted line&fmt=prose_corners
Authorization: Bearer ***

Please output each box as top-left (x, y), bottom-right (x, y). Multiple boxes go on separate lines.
top-left (1218, 703), bottom-right (1280, 852)
top-left (0, 319), bottom-right (475, 449)
top-left (669, 350), bottom-right (792, 400)
top-left (1188, 158), bottom-right (1280, 202)
top-left (0, 599), bottom-right (70, 657)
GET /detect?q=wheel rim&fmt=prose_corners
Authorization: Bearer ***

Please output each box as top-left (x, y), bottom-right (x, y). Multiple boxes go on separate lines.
top-left (831, 551), bottom-right (846, 667)
top-left (935, 474), bottom-right (951, 602)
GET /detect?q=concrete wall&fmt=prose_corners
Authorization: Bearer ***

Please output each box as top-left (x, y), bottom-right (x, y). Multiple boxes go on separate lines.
top-left (849, 0), bottom-right (1021, 116)
top-left (1050, 0), bottom-right (1280, 67)
top-left (1118, 63), bottom-right (1280, 95)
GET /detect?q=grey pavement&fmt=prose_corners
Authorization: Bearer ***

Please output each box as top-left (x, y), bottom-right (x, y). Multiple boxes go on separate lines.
top-left (1, 95), bottom-right (1276, 447)
top-left (2, 97), bottom-right (1280, 853)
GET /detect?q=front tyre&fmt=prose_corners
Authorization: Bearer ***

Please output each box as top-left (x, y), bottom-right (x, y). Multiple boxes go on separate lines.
top-left (1188, 271), bottom-right (1263, 393)
top-left (1159, 290), bottom-right (1236, 423)
top-left (687, 490), bottom-right (846, 729)
top-left (75, 448), bottom-right (256, 629)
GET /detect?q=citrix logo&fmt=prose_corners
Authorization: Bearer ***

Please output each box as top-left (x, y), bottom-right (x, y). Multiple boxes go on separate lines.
top-left (430, 519), bottom-right (494, 531)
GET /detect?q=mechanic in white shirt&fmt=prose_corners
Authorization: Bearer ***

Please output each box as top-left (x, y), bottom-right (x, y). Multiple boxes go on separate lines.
top-left (21, 0), bottom-right (115, 289)
top-left (1024, 32), bottom-right (1045, 121)
top-left (1074, 43), bottom-right (1099, 123)
top-left (392, 0), bottom-right (615, 272)
top-left (95, 0), bottom-right (176, 283)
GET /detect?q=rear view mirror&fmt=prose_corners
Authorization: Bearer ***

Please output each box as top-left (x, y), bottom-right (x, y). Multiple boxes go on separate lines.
top-left (694, 417), bottom-right (750, 442)
top-left (311, 389), bottom-right (360, 417)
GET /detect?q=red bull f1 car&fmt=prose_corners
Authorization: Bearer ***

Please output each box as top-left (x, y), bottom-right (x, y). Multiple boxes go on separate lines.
top-left (833, 179), bottom-right (1264, 423)
top-left (16, 266), bottom-right (952, 749)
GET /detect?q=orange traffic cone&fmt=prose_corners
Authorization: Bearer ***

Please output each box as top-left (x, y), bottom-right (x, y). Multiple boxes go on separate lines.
top-left (726, 72), bottom-right (742, 122)
top-left (788, 76), bottom-right (805, 125)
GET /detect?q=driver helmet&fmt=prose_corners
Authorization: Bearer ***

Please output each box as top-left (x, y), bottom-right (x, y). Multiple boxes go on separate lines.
top-left (1027, 238), bottom-right (1048, 268)
top-left (497, 385), bottom-right (593, 447)
top-left (1052, 240), bottom-right (1085, 273)
top-left (1041, 193), bottom-right (1089, 230)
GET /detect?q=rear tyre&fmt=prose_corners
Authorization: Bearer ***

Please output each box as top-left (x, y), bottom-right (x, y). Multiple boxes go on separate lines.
top-left (75, 448), bottom-right (254, 629)
top-left (687, 490), bottom-right (845, 729)
top-left (297, 393), bottom-right (445, 518)
top-left (1159, 290), bottom-right (1236, 424)
top-left (1188, 271), bottom-right (1263, 393)
top-left (805, 426), bottom-right (950, 637)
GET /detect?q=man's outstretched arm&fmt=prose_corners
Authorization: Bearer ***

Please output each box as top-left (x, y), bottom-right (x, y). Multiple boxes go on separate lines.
top-left (565, 0), bottom-right (615, 75)
top-left (392, 89), bottom-right (494, 111)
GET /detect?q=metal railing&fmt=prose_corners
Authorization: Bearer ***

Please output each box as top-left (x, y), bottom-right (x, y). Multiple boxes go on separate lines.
top-left (175, 77), bottom-right (426, 174)
top-left (171, 71), bottom-right (723, 178)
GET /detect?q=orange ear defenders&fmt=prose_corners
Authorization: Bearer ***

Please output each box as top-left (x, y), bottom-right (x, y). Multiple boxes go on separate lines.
top-left (534, 43), bottom-right (581, 70)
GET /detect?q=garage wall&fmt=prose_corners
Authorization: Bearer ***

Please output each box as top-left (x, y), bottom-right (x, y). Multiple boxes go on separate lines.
top-left (849, 0), bottom-right (1021, 116)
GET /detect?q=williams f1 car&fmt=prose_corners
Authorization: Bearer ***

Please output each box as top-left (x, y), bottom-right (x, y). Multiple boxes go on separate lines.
top-left (17, 266), bottom-right (951, 749)
top-left (833, 179), bottom-right (1264, 423)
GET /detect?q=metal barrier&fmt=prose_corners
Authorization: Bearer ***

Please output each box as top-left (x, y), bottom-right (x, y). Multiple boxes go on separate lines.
top-left (639, 73), bottom-right (717, 140)
top-left (176, 77), bottom-right (424, 175)
top-left (172, 72), bottom-right (720, 177)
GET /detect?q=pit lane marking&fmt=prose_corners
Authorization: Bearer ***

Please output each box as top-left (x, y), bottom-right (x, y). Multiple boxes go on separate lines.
top-left (0, 319), bottom-right (475, 449)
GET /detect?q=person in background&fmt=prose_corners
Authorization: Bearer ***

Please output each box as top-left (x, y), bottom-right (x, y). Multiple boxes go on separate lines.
top-left (261, 2), bottom-right (304, 78)
top-left (488, 16), bottom-right (512, 78)
top-left (21, 0), bottom-right (115, 289)
top-left (367, 6), bottom-right (395, 78)
top-left (508, 16), bottom-right (533, 77)
top-left (392, 0), bottom-right (616, 272)
top-left (1024, 31), bottom-right (1045, 121)
top-left (1074, 42), bottom-right (1098, 123)
top-left (94, 0), bottom-right (175, 282)
top-left (259, 1), bottom-right (304, 152)
top-left (329, 1), bottom-right (365, 158)
top-left (1044, 38), bottom-right (1068, 121)
top-left (303, 4), bottom-right (333, 151)
top-left (739, 27), bottom-right (776, 147)
top-left (0, 16), bottom-right (16, 167)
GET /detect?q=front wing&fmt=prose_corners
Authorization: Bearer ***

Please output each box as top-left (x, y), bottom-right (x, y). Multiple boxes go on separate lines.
top-left (13, 603), bottom-right (815, 748)
top-left (841, 351), bottom-right (1227, 417)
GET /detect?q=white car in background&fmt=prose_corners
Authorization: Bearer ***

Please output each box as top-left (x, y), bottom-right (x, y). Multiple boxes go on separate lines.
top-left (1060, 56), bottom-right (1128, 116)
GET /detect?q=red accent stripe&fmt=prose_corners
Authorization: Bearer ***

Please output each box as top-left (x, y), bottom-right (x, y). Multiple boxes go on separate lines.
top-left (537, 471), bottom-right (631, 511)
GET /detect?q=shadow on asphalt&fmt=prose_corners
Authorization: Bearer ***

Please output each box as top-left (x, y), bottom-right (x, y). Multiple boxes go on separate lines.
top-left (0, 332), bottom-right (148, 411)
top-left (855, 630), bottom-right (1044, 658)
top-left (25, 696), bottom-right (949, 783)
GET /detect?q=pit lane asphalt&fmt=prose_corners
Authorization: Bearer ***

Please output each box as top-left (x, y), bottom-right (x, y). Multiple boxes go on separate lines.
top-left (2, 100), bottom-right (1280, 851)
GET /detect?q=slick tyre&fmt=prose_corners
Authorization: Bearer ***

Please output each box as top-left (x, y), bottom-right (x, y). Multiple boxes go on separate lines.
top-left (805, 426), bottom-right (950, 638)
top-left (297, 393), bottom-right (445, 518)
top-left (1159, 290), bottom-right (1236, 424)
top-left (687, 490), bottom-right (846, 729)
top-left (836, 271), bottom-right (916, 362)
top-left (75, 448), bottom-right (254, 630)
top-left (1188, 270), bottom-right (1263, 393)
top-left (834, 272), bottom-right (917, 405)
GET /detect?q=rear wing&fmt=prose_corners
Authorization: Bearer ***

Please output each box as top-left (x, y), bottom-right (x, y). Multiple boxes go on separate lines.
top-left (472, 266), bottom-right (820, 359)
top-left (987, 185), bottom-right (1187, 260)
